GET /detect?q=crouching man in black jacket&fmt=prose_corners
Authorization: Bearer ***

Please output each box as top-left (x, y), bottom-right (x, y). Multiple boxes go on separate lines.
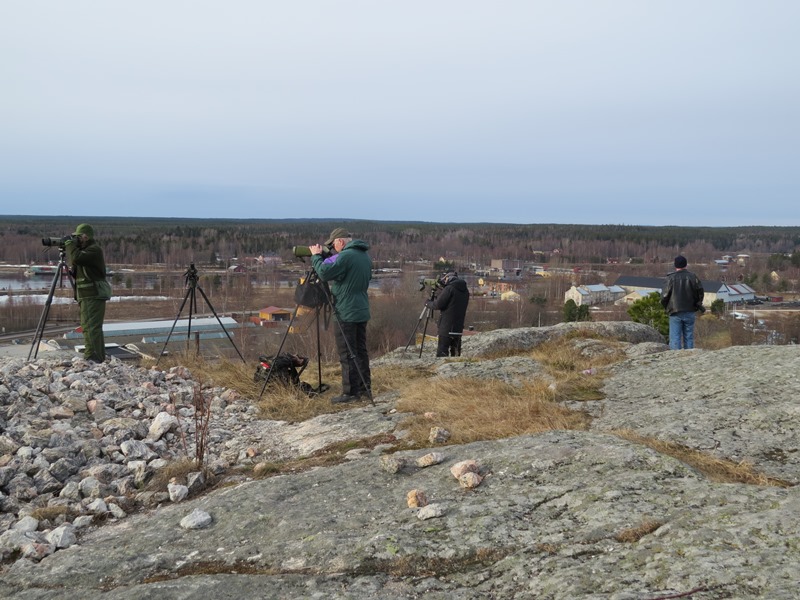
top-left (428, 272), bottom-right (470, 357)
top-left (661, 255), bottom-right (705, 350)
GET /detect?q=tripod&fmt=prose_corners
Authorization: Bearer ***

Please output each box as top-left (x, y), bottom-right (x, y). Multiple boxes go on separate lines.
top-left (156, 263), bottom-right (245, 365)
top-left (403, 285), bottom-right (438, 358)
top-left (261, 266), bottom-right (374, 405)
top-left (28, 247), bottom-right (75, 361)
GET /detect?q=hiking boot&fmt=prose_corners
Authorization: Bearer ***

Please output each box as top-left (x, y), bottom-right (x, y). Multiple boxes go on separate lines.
top-left (330, 394), bottom-right (359, 404)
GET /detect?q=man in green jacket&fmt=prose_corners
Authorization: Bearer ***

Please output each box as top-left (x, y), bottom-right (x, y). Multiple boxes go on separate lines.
top-left (310, 227), bottom-right (372, 404)
top-left (65, 223), bottom-right (110, 363)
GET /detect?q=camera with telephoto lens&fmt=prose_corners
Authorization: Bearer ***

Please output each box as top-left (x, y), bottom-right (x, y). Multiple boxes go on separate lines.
top-left (41, 235), bottom-right (75, 248)
top-left (293, 243), bottom-right (333, 259)
top-left (418, 277), bottom-right (443, 292)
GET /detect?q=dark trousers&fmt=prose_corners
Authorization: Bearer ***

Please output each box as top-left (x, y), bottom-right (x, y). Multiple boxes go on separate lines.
top-left (333, 321), bottom-right (371, 396)
top-left (436, 333), bottom-right (462, 357)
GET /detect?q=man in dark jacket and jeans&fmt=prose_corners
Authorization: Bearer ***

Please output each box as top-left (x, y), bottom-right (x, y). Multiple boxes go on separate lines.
top-left (65, 223), bottom-right (110, 363)
top-left (429, 272), bottom-right (470, 357)
top-left (310, 228), bottom-right (372, 404)
top-left (661, 255), bottom-right (705, 350)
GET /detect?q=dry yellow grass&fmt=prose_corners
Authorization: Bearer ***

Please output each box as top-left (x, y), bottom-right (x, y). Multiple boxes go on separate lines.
top-left (30, 505), bottom-right (75, 522)
top-left (530, 335), bottom-right (628, 375)
top-left (354, 547), bottom-right (515, 578)
top-left (396, 377), bottom-right (591, 447)
top-left (256, 381), bottom-right (333, 421)
top-left (145, 457), bottom-right (208, 491)
top-left (613, 429), bottom-right (793, 487)
top-left (614, 519), bottom-right (665, 543)
top-left (150, 336), bottom-right (616, 446)
top-left (256, 364), bottom-right (430, 421)
top-left (550, 373), bottom-right (607, 402)
top-left (372, 364), bottom-right (432, 390)
top-left (248, 433), bottom-right (400, 479)
top-left (148, 353), bottom-right (431, 422)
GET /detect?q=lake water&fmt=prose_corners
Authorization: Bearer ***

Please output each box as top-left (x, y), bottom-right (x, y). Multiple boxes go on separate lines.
top-left (0, 272), bottom-right (170, 292)
top-left (0, 274), bottom-right (53, 291)
top-left (1, 270), bottom-right (388, 293)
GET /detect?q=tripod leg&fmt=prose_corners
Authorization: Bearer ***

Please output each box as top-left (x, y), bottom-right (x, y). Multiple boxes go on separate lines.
top-left (156, 286), bottom-right (193, 365)
top-left (315, 306), bottom-right (324, 393)
top-left (419, 308), bottom-right (434, 358)
top-left (28, 264), bottom-right (64, 361)
top-left (194, 284), bottom-right (245, 363)
top-left (186, 287), bottom-right (195, 353)
top-left (403, 304), bottom-right (429, 353)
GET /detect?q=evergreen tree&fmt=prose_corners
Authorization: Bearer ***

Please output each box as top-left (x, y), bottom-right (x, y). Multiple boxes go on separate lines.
top-left (563, 299), bottom-right (578, 322)
top-left (792, 251), bottom-right (800, 268)
top-left (564, 299), bottom-right (592, 322)
top-left (627, 292), bottom-right (669, 337)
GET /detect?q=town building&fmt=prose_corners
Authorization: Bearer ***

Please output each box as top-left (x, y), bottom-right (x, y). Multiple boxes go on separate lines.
top-left (564, 284), bottom-right (627, 306)
top-left (612, 276), bottom-right (756, 306)
top-left (256, 306), bottom-right (292, 324)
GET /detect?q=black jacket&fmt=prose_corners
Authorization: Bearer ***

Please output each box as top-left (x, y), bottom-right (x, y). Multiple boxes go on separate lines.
top-left (432, 278), bottom-right (470, 335)
top-left (661, 269), bottom-right (705, 315)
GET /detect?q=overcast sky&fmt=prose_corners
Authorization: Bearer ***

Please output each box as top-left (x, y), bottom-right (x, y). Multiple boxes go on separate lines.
top-left (2, 1), bottom-right (798, 226)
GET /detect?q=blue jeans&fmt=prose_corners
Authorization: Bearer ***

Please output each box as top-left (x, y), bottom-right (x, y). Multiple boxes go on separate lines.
top-left (669, 311), bottom-right (696, 350)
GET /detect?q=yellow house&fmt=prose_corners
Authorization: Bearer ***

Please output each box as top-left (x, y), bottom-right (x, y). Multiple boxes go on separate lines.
top-left (258, 306), bottom-right (292, 322)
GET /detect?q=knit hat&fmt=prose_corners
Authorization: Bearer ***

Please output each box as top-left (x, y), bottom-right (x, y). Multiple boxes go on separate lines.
top-left (324, 227), bottom-right (352, 246)
top-left (73, 224), bottom-right (94, 238)
top-left (674, 255), bottom-right (688, 269)
top-left (439, 272), bottom-right (458, 286)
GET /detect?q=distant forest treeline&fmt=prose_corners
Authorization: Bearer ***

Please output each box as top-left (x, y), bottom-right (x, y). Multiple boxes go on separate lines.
top-left (2, 216), bottom-right (800, 268)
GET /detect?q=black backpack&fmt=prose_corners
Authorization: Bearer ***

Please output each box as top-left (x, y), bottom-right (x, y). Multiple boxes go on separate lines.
top-left (294, 275), bottom-right (330, 308)
top-left (254, 353), bottom-right (315, 395)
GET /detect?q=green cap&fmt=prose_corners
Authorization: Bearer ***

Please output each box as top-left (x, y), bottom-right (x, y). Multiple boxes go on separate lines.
top-left (324, 227), bottom-right (352, 246)
top-left (73, 224), bottom-right (94, 238)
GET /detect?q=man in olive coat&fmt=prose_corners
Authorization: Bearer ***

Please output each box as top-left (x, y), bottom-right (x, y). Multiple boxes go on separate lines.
top-left (65, 223), bottom-right (110, 362)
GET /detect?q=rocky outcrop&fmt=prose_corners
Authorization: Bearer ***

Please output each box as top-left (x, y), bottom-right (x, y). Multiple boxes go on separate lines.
top-left (375, 321), bottom-right (668, 385)
top-left (2, 326), bottom-right (800, 599)
top-left (460, 321), bottom-right (666, 357)
top-left (592, 345), bottom-right (800, 484)
top-left (0, 354), bottom-right (402, 558)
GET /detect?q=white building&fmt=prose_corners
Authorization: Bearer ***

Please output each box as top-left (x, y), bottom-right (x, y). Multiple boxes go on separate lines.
top-left (715, 283), bottom-right (756, 304)
top-left (564, 284), bottom-right (627, 306)
top-left (613, 275), bottom-right (755, 306)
